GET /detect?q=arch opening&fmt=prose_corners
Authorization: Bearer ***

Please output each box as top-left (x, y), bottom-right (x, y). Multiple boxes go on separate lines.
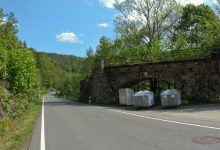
top-left (118, 78), bottom-right (177, 105)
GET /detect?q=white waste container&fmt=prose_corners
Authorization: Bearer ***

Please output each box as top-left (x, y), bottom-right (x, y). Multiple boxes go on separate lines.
top-left (161, 89), bottom-right (181, 107)
top-left (133, 91), bottom-right (154, 107)
top-left (119, 88), bottom-right (134, 106)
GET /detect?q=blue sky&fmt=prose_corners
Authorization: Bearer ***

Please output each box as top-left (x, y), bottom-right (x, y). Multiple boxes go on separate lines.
top-left (0, 0), bottom-right (217, 57)
top-left (1, 0), bottom-right (118, 57)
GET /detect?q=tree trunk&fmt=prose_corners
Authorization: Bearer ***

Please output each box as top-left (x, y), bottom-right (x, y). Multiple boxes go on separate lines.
top-left (150, 78), bottom-right (159, 105)
top-left (0, 103), bottom-right (4, 120)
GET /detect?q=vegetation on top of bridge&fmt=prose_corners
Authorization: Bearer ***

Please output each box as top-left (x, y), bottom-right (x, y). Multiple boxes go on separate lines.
top-left (93, 2), bottom-right (220, 66)
top-left (105, 46), bottom-right (219, 66)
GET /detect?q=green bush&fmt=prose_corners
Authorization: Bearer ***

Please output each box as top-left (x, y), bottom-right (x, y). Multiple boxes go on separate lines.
top-left (0, 118), bottom-right (9, 136)
top-left (0, 8), bottom-right (42, 123)
top-left (213, 92), bottom-right (220, 103)
top-left (0, 85), bottom-right (10, 114)
top-left (0, 46), bottom-right (8, 80)
top-left (7, 49), bottom-right (40, 102)
top-left (58, 73), bottom-right (83, 99)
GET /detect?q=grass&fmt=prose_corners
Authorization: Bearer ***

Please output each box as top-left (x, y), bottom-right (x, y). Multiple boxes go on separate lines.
top-left (0, 104), bottom-right (41, 150)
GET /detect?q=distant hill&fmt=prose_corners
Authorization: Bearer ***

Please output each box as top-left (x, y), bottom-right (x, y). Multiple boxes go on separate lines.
top-left (38, 52), bottom-right (84, 73)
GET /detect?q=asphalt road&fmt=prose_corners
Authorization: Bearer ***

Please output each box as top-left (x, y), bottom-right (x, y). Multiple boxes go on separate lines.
top-left (28, 94), bottom-right (220, 150)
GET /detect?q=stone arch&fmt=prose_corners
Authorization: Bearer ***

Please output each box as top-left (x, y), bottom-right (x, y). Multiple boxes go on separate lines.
top-left (80, 56), bottom-right (220, 104)
top-left (119, 77), bottom-right (151, 89)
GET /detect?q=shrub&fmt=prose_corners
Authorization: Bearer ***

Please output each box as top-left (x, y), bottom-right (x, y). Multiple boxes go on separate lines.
top-left (0, 118), bottom-right (9, 136)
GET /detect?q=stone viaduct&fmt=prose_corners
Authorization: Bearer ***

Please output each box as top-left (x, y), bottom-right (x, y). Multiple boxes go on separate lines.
top-left (80, 56), bottom-right (220, 104)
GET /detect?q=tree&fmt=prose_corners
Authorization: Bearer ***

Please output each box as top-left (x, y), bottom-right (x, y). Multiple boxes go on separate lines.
top-left (80, 47), bottom-right (95, 77)
top-left (37, 53), bottom-right (57, 89)
top-left (86, 47), bottom-right (94, 57)
top-left (0, 8), bottom-right (43, 118)
top-left (176, 4), bottom-right (220, 48)
top-left (170, 33), bottom-right (188, 50)
top-left (7, 48), bottom-right (40, 101)
top-left (0, 46), bottom-right (7, 80)
top-left (114, 21), bottom-right (144, 46)
top-left (115, 0), bottom-right (181, 45)
top-left (112, 0), bottom-right (184, 64)
top-left (0, 9), bottom-right (22, 51)
top-left (96, 36), bottom-right (114, 64)
top-left (212, 25), bottom-right (220, 55)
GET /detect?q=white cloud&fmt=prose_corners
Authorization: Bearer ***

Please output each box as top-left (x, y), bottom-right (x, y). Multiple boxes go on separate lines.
top-left (56, 32), bottom-right (81, 43)
top-left (213, 0), bottom-right (220, 4)
top-left (100, 0), bottom-right (207, 9)
top-left (98, 23), bottom-right (109, 28)
top-left (99, 0), bottom-right (213, 9)
top-left (177, 0), bottom-right (205, 6)
top-left (99, 0), bottom-right (115, 8)
top-left (0, 17), bottom-right (6, 25)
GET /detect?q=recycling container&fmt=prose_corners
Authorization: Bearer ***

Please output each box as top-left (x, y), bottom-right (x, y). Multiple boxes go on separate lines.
top-left (119, 88), bottom-right (134, 106)
top-left (133, 91), bottom-right (154, 107)
top-left (160, 89), bottom-right (181, 107)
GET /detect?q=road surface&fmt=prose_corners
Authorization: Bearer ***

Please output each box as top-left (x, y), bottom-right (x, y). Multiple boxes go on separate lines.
top-left (28, 94), bottom-right (220, 150)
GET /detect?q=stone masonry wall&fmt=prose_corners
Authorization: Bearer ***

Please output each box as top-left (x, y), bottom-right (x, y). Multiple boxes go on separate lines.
top-left (80, 59), bottom-right (115, 104)
top-left (80, 56), bottom-right (220, 104)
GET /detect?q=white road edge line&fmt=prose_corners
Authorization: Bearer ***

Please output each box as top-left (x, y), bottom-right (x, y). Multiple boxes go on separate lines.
top-left (106, 108), bottom-right (220, 130)
top-left (41, 96), bottom-right (46, 150)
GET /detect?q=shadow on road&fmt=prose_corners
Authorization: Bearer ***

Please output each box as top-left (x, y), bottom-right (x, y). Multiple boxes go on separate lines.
top-left (43, 97), bottom-right (87, 108)
top-left (42, 95), bottom-right (220, 113)
top-left (117, 104), bottom-right (220, 113)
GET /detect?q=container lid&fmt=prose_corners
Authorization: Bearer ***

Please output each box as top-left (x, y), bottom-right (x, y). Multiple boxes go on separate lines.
top-left (134, 90), bottom-right (152, 96)
top-left (161, 89), bottom-right (179, 95)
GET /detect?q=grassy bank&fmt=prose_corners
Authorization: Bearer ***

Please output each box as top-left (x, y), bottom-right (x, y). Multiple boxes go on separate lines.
top-left (0, 104), bottom-right (41, 150)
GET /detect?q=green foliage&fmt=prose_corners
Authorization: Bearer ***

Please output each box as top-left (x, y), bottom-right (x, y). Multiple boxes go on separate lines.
top-left (176, 4), bottom-right (220, 48)
top-left (170, 34), bottom-right (188, 50)
top-left (0, 46), bottom-right (7, 80)
top-left (115, 0), bottom-right (181, 45)
top-left (36, 52), bottom-right (83, 90)
top-left (43, 53), bottom-right (83, 73)
top-left (55, 2), bottom-right (220, 102)
top-left (0, 85), bottom-right (10, 116)
top-left (36, 53), bottom-right (57, 89)
top-left (212, 27), bottom-right (220, 55)
top-left (0, 9), bottom-right (22, 51)
top-left (35, 52), bottom-right (84, 98)
top-left (59, 73), bottom-right (82, 99)
top-left (7, 49), bottom-right (40, 100)
top-left (1, 2), bottom-right (220, 108)
top-left (0, 118), bottom-right (9, 136)
top-left (57, 47), bottom-right (95, 99)
top-left (80, 54), bottom-right (95, 78)
top-left (0, 8), bottom-right (41, 119)
top-left (5, 48), bottom-right (40, 118)
top-left (92, 2), bottom-right (220, 66)
top-left (0, 104), bottom-right (41, 150)
top-left (96, 36), bottom-right (114, 64)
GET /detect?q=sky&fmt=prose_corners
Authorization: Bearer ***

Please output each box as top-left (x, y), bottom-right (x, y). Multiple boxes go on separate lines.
top-left (0, 0), bottom-right (218, 57)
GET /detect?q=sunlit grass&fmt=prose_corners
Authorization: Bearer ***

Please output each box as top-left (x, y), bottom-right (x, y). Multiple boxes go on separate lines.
top-left (0, 104), bottom-right (41, 150)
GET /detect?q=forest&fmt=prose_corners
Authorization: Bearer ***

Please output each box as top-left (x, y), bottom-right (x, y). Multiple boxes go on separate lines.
top-left (0, 0), bottom-right (220, 137)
